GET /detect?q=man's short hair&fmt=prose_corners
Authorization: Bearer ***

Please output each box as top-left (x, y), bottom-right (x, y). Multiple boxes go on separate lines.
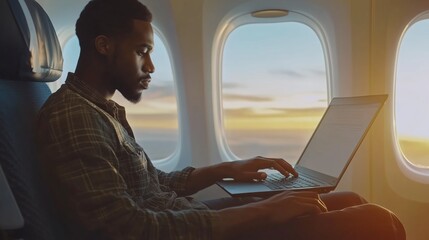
top-left (76, 0), bottom-right (152, 50)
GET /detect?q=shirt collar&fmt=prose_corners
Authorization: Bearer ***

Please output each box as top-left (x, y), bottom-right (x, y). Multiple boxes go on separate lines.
top-left (65, 72), bottom-right (124, 119)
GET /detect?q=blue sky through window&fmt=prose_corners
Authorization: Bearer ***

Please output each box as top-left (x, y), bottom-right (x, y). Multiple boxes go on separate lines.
top-left (222, 22), bottom-right (328, 161)
top-left (395, 19), bottom-right (429, 167)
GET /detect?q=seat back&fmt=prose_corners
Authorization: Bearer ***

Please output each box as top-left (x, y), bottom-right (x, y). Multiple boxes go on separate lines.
top-left (0, 0), bottom-right (64, 239)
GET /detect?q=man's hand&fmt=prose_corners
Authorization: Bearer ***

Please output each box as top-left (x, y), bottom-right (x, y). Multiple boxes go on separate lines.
top-left (221, 156), bottom-right (298, 182)
top-left (252, 191), bottom-right (328, 223)
top-left (186, 156), bottom-right (297, 194)
top-left (217, 191), bottom-right (327, 239)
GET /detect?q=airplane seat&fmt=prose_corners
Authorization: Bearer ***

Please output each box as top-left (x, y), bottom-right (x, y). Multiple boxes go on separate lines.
top-left (0, 0), bottom-right (64, 239)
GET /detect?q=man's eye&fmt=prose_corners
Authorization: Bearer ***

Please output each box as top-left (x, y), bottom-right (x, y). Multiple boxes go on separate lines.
top-left (137, 48), bottom-right (149, 56)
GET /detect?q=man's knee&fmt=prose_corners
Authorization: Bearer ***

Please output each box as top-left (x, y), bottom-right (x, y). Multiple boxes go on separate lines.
top-left (282, 203), bottom-right (406, 240)
top-left (354, 203), bottom-right (406, 240)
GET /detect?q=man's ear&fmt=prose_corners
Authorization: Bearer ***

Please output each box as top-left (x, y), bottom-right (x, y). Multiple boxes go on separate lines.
top-left (94, 35), bottom-right (113, 56)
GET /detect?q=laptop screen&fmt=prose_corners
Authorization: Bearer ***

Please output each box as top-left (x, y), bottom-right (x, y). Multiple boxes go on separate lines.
top-left (296, 95), bottom-right (386, 178)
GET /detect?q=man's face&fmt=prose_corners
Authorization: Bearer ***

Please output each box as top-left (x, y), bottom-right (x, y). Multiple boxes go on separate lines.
top-left (108, 20), bottom-right (155, 103)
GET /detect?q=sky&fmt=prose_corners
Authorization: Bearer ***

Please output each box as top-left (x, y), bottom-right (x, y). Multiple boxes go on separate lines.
top-left (221, 22), bottom-right (327, 130)
top-left (395, 19), bottom-right (429, 140)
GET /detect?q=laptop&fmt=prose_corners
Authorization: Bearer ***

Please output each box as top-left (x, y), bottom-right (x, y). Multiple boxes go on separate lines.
top-left (217, 94), bottom-right (388, 198)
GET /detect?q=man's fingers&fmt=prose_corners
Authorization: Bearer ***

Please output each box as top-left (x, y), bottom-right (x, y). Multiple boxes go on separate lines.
top-left (287, 194), bottom-right (328, 214)
top-left (275, 191), bottom-right (328, 213)
top-left (275, 159), bottom-right (298, 177)
top-left (258, 157), bottom-right (297, 177)
top-left (279, 191), bottom-right (320, 199)
top-left (236, 156), bottom-right (298, 179)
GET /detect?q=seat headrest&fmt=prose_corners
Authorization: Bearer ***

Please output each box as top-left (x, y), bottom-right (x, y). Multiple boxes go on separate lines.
top-left (0, 0), bottom-right (63, 82)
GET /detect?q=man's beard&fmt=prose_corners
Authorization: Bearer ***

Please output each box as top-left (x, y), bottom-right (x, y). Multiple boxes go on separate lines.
top-left (119, 88), bottom-right (142, 104)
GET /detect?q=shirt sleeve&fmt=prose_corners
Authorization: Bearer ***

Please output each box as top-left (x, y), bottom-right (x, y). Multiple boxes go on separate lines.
top-left (155, 165), bottom-right (196, 196)
top-left (37, 102), bottom-right (220, 240)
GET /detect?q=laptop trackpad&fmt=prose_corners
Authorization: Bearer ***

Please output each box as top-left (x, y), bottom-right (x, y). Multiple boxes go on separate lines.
top-left (218, 181), bottom-right (271, 195)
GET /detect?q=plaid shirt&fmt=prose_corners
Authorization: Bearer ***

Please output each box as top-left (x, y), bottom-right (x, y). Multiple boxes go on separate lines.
top-left (36, 73), bottom-right (219, 240)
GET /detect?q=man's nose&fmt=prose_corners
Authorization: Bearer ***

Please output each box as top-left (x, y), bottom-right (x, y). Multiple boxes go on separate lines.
top-left (143, 55), bottom-right (155, 74)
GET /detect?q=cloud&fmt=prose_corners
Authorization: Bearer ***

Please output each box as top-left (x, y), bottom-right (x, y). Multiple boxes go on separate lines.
top-left (223, 94), bottom-right (273, 102)
top-left (144, 83), bottom-right (175, 99)
top-left (268, 68), bottom-right (326, 79)
top-left (126, 112), bottom-right (178, 129)
top-left (270, 107), bottom-right (326, 117)
top-left (224, 108), bottom-right (257, 118)
top-left (127, 112), bottom-right (178, 121)
top-left (222, 82), bottom-right (242, 89)
top-left (126, 107), bottom-right (325, 121)
top-left (224, 107), bottom-right (326, 118)
top-left (124, 107), bottom-right (327, 130)
top-left (308, 69), bottom-right (326, 77)
top-left (268, 69), bottom-right (305, 78)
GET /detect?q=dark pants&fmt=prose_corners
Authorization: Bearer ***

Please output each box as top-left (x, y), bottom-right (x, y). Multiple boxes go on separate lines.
top-left (203, 191), bottom-right (406, 240)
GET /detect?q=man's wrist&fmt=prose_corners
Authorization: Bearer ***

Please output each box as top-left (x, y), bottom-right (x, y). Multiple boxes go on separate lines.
top-left (212, 161), bottom-right (232, 180)
top-left (186, 162), bottom-right (231, 192)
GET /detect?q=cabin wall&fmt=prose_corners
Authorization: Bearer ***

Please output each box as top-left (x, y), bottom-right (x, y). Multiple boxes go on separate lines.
top-left (370, 0), bottom-right (429, 239)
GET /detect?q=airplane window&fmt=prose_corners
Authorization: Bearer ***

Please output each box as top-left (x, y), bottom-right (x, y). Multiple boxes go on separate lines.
top-left (395, 18), bottom-right (429, 168)
top-left (222, 22), bottom-right (328, 164)
top-left (50, 34), bottom-right (179, 161)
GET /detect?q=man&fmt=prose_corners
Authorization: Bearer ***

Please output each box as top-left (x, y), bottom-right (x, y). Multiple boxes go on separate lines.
top-left (36, 0), bottom-right (405, 239)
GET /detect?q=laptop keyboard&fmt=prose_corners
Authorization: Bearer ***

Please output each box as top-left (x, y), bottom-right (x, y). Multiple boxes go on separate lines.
top-left (263, 172), bottom-right (325, 190)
